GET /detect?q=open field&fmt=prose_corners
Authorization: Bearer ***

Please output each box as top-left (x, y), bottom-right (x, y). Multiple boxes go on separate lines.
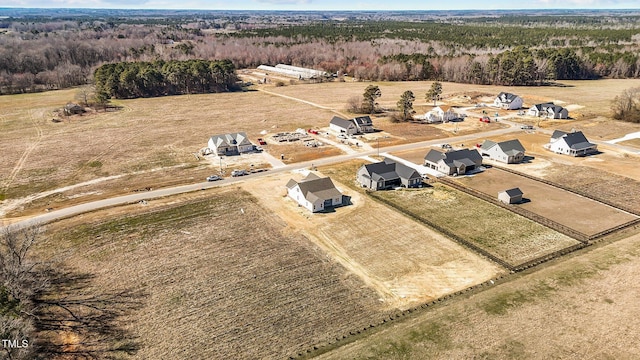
top-left (314, 160), bottom-right (579, 266)
top-left (3, 79), bottom-right (639, 218)
top-left (242, 167), bottom-right (503, 308)
top-left (43, 188), bottom-right (389, 359)
top-left (618, 138), bottom-right (640, 149)
top-left (454, 167), bottom-right (638, 236)
top-left (0, 88), bottom-right (342, 216)
top-left (370, 183), bottom-right (580, 266)
top-left (316, 227), bottom-right (640, 360)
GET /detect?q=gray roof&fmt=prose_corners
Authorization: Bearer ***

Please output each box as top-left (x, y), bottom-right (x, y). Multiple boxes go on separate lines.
top-left (501, 188), bottom-right (523, 197)
top-left (531, 102), bottom-right (555, 111)
top-left (330, 116), bottom-right (354, 129)
top-left (424, 148), bottom-right (482, 166)
top-left (287, 173), bottom-right (343, 203)
top-left (494, 139), bottom-right (525, 156)
top-left (209, 132), bottom-right (252, 148)
top-left (361, 158), bottom-right (421, 182)
top-left (562, 131), bottom-right (596, 150)
top-left (551, 130), bottom-right (569, 141)
top-left (353, 116), bottom-right (373, 126)
top-left (496, 92), bottom-right (520, 103)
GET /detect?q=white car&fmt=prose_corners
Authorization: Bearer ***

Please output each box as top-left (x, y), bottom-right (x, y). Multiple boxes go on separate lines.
top-left (206, 175), bottom-right (222, 181)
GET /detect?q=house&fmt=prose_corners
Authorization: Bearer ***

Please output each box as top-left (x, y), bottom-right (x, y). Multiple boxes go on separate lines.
top-left (528, 103), bottom-right (569, 119)
top-left (479, 139), bottom-right (526, 164)
top-left (207, 132), bottom-right (254, 156)
top-left (329, 116), bottom-right (374, 135)
top-left (357, 158), bottom-right (423, 190)
top-left (424, 148), bottom-right (483, 176)
top-left (352, 116), bottom-right (374, 133)
top-left (493, 92), bottom-right (523, 110)
top-left (424, 105), bottom-right (458, 123)
top-left (286, 173), bottom-right (345, 213)
top-left (329, 116), bottom-right (358, 135)
top-left (498, 188), bottom-right (523, 204)
top-left (546, 130), bottom-right (598, 157)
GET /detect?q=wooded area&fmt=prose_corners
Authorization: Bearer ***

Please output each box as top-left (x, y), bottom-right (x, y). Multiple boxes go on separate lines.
top-left (93, 59), bottom-right (238, 99)
top-left (1, 10), bottom-right (640, 94)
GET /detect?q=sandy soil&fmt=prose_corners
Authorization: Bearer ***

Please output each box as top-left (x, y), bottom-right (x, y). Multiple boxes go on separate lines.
top-left (242, 170), bottom-right (503, 309)
top-left (454, 168), bottom-right (638, 236)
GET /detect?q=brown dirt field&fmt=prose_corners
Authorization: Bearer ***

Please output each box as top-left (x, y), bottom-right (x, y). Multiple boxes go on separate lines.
top-left (316, 228), bottom-right (640, 360)
top-left (43, 188), bottom-right (389, 359)
top-left (454, 168), bottom-right (638, 236)
top-left (242, 168), bottom-right (503, 309)
top-left (0, 89), bottom-right (343, 216)
top-left (618, 138), bottom-right (640, 148)
top-left (263, 141), bottom-right (343, 163)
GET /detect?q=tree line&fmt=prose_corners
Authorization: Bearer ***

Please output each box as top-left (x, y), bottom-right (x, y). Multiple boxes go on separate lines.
top-left (93, 59), bottom-right (238, 99)
top-left (3, 14), bottom-right (640, 95)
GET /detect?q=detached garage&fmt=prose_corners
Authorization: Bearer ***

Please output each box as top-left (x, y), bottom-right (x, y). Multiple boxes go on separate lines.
top-left (498, 188), bottom-right (523, 204)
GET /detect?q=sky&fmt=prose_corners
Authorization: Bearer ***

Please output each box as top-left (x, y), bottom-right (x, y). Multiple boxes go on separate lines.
top-left (1, 0), bottom-right (639, 11)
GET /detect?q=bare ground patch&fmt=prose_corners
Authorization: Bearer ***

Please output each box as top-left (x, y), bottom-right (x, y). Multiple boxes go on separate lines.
top-left (45, 188), bottom-right (388, 359)
top-left (454, 168), bottom-right (637, 236)
top-left (243, 168), bottom-right (502, 309)
top-left (316, 228), bottom-right (640, 360)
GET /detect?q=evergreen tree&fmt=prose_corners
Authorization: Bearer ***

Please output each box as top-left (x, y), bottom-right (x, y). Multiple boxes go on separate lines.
top-left (426, 81), bottom-right (442, 106)
top-left (361, 85), bottom-right (381, 114)
top-left (397, 90), bottom-right (415, 121)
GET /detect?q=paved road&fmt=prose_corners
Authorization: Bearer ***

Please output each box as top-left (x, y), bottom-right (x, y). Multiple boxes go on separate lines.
top-left (3, 124), bottom-right (521, 230)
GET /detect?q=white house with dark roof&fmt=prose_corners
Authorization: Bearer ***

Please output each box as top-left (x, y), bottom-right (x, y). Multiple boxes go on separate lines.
top-left (207, 132), bottom-right (254, 156)
top-left (493, 92), bottom-right (523, 110)
top-left (329, 116), bottom-right (374, 135)
top-left (546, 130), bottom-right (598, 156)
top-left (479, 139), bottom-right (526, 164)
top-left (498, 188), bottom-right (523, 204)
top-left (528, 102), bottom-right (569, 119)
top-left (424, 148), bottom-right (483, 176)
top-left (356, 158), bottom-right (423, 190)
top-left (286, 173), bottom-right (345, 212)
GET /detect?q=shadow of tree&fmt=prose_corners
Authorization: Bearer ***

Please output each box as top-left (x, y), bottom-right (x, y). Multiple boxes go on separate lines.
top-left (31, 267), bottom-right (146, 359)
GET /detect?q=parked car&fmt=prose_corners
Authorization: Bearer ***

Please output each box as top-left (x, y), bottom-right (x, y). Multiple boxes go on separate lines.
top-left (231, 169), bottom-right (248, 177)
top-left (521, 125), bottom-right (534, 130)
top-left (206, 175), bottom-right (222, 181)
top-left (479, 116), bottom-right (491, 123)
top-left (254, 145), bottom-right (263, 152)
top-left (257, 138), bottom-right (267, 145)
top-left (337, 134), bottom-right (347, 139)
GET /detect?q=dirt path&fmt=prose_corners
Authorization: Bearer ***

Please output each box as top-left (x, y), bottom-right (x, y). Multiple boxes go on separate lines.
top-left (3, 109), bottom-right (43, 191)
top-left (257, 88), bottom-right (350, 118)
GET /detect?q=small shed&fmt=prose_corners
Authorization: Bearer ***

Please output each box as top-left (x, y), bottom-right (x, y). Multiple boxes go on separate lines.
top-left (498, 188), bottom-right (523, 204)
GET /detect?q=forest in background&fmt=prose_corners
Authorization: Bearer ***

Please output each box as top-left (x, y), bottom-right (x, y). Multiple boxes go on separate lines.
top-left (2, 9), bottom-right (640, 94)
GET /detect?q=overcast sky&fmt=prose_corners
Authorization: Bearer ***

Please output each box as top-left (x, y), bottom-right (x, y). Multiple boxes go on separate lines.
top-left (2, 0), bottom-right (639, 10)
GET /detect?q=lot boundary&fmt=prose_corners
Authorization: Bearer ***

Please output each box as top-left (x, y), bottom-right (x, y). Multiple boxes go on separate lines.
top-left (492, 165), bottom-right (640, 217)
top-left (438, 177), bottom-right (591, 243)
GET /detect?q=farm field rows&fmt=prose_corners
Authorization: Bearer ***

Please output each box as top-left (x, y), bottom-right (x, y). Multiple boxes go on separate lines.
top-left (44, 188), bottom-right (389, 359)
top-left (316, 228), bottom-right (640, 360)
top-left (242, 168), bottom-right (503, 308)
top-left (453, 167), bottom-right (638, 236)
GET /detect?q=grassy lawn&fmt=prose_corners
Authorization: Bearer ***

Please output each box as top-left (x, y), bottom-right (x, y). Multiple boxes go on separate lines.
top-left (370, 184), bottom-right (579, 266)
